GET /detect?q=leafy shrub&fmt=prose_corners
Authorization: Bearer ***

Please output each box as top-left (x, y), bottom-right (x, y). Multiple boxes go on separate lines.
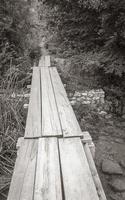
top-left (42, 0), bottom-right (125, 78)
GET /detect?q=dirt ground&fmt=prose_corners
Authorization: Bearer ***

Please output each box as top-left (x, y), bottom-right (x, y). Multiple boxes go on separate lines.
top-left (72, 100), bottom-right (125, 200)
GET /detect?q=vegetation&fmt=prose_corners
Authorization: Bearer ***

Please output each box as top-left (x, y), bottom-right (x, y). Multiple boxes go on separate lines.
top-left (40, 0), bottom-right (125, 116)
top-left (0, 1), bottom-right (41, 198)
top-left (0, 0), bottom-right (125, 198)
top-left (42, 0), bottom-right (125, 79)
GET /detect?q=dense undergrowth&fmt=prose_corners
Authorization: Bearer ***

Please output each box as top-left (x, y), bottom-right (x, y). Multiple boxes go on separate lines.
top-left (41, 0), bottom-right (125, 115)
top-left (0, 0), bottom-right (42, 198)
top-left (42, 1), bottom-right (125, 84)
top-left (43, 0), bottom-right (125, 76)
top-left (0, 0), bottom-right (125, 198)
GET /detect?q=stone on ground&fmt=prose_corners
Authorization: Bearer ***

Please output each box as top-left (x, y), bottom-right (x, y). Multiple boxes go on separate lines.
top-left (109, 178), bottom-right (125, 192)
top-left (102, 159), bottom-right (123, 175)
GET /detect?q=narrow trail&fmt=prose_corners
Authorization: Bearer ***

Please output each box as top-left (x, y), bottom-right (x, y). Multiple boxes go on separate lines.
top-left (1, 1), bottom-right (125, 200)
top-left (33, 2), bottom-right (125, 199)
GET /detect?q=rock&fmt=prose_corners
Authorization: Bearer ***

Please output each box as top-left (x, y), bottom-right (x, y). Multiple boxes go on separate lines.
top-left (88, 93), bottom-right (94, 97)
top-left (109, 178), bottom-right (125, 192)
top-left (122, 114), bottom-right (125, 119)
top-left (82, 92), bottom-right (87, 96)
top-left (81, 96), bottom-right (86, 100)
top-left (74, 91), bottom-right (81, 97)
top-left (82, 101), bottom-right (90, 105)
top-left (11, 92), bottom-right (16, 98)
top-left (99, 111), bottom-right (107, 115)
top-left (102, 159), bottom-right (123, 175)
top-left (70, 100), bottom-right (76, 105)
top-left (114, 138), bottom-right (124, 144)
top-left (105, 114), bottom-right (112, 119)
top-left (100, 97), bottom-right (105, 104)
top-left (71, 97), bottom-right (77, 100)
top-left (120, 160), bottom-right (125, 168)
top-left (68, 93), bottom-right (73, 98)
top-left (106, 120), bottom-right (114, 126)
top-left (122, 192), bottom-right (125, 199)
top-left (119, 122), bottom-right (125, 127)
top-left (23, 104), bottom-right (29, 109)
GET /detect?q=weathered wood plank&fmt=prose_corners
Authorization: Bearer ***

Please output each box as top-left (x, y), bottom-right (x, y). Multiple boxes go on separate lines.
top-left (34, 138), bottom-right (62, 200)
top-left (50, 67), bottom-right (83, 137)
top-left (84, 143), bottom-right (107, 200)
top-left (39, 55), bottom-right (50, 67)
top-left (7, 139), bottom-right (38, 200)
top-left (41, 67), bottom-right (62, 136)
top-left (59, 138), bottom-right (99, 200)
top-left (39, 56), bottom-right (45, 67)
top-left (24, 68), bottom-right (41, 138)
top-left (45, 55), bottom-right (51, 67)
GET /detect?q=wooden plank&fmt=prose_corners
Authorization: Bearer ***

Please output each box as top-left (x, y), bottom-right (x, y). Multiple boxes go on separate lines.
top-left (24, 68), bottom-right (41, 138)
top-left (39, 56), bottom-right (45, 67)
top-left (39, 56), bottom-right (50, 67)
top-left (41, 67), bottom-right (62, 136)
top-left (84, 143), bottom-right (107, 200)
top-left (45, 55), bottom-right (51, 67)
top-left (50, 67), bottom-right (83, 137)
top-left (34, 138), bottom-right (62, 200)
top-left (7, 139), bottom-right (38, 200)
top-left (59, 138), bottom-right (99, 200)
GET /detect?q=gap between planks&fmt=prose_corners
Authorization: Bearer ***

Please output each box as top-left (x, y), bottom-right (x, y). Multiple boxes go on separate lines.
top-left (58, 137), bottom-right (99, 200)
top-left (8, 137), bottom-right (105, 200)
top-left (41, 67), bottom-right (62, 137)
top-left (49, 67), bottom-right (83, 138)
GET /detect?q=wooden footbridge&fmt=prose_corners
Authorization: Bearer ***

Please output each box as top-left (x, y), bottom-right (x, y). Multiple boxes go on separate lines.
top-left (7, 56), bottom-right (107, 200)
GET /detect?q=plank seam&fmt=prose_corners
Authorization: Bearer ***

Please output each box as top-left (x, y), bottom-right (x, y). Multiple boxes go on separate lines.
top-left (16, 141), bottom-right (30, 200)
top-left (57, 139), bottom-right (66, 200)
top-left (49, 68), bottom-right (63, 136)
top-left (49, 68), bottom-right (83, 138)
top-left (39, 67), bottom-right (42, 137)
top-left (32, 141), bottom-right (38, 200)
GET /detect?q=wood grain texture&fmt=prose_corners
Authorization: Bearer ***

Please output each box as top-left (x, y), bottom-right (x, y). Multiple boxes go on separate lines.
top-left (24, 68), bottom-right (41, 138)
top-left (45, 55), bottom-right (51, 67)
top-left (50, 67), bottom-right (83, 137)
top-left (41, 67), bottom-right (62, 136)
top-left (34, 138), bottom-right (62, 200)
top-left (39, 56), bottom-right (50, 67)
top-left (84, 143), bottom-right (107, 200)
top-left (59, 138), bottom-right (99, 200)
top-left (7, 139), bottom-right (38, 200)
top-left (39, 56), bottom-right (45, 67)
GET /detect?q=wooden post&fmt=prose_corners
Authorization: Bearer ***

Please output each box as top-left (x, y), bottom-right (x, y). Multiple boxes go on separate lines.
top-left (81, 131), bottom-right (95, 158)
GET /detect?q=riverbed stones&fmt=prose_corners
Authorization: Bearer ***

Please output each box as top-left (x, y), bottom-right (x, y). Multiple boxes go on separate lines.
top-left (69, 89), bottom-right (105, 109)
top-left (109, 178), bottom-right (125, 192)
top-left (102, 159), bottom-right (123, 175)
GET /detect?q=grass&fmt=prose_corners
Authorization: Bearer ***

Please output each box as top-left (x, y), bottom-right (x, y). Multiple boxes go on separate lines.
top-left (0, 63), bottom-right (31, 199)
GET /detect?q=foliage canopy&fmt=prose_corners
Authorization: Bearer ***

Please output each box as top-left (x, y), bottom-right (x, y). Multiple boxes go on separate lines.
top-left (42, 0), bottom-right (125, 77)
